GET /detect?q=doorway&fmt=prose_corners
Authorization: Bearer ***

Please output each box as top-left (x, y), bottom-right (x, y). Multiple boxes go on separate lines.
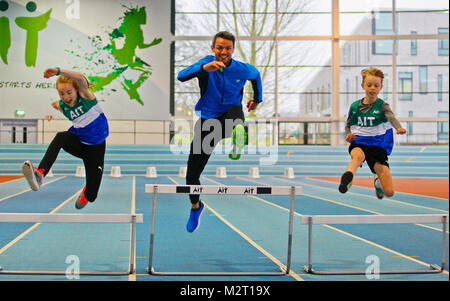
top-left (0, 119), bottom-right (37, 144)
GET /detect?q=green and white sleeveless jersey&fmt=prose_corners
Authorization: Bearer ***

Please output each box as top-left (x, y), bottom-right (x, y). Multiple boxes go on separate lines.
top-left (348, 98), bottom-right (394, 154)
top-left (59, 96), bottom-right (109, 145)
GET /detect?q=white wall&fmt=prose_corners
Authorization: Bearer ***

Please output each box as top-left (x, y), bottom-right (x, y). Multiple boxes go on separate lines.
top-left (38, 119), bottom-right (170, 145)
top-left (0, 0), bottom-right (171, 121)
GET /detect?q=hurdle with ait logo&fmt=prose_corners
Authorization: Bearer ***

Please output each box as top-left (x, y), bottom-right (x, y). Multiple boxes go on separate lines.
top-left (144, 184), bottom-right (302, 276)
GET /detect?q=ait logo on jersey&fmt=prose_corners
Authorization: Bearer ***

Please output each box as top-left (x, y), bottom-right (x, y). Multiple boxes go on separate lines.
top-left (70, 106), bottom-right (85, 119)
top-left (357, 116), bottom-right (375, 126)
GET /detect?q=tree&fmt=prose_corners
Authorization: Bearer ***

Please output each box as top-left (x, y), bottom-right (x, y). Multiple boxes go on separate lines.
top-left (175, 0), bottom-right (317, 117)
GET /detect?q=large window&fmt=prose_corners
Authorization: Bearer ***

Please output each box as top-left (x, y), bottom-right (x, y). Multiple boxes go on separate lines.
top-left (438, 28), bottom-right (449, 55)
top-left (419, 66), bottom-right (428, 94)
top-left (372, 11), bottom-right (395, 55)
top-left (411, 31), bottom-right (417, 56)
top-left (438, 74), bottom-right (443, 101)
top-left (438, 111), bottom-right (449, 141)
top-left (398, 72), bottom-right (413, 100)
top-left (408, 111), bottom-right (414, 135)
top-left (173, 0), bottom-right (449, 145)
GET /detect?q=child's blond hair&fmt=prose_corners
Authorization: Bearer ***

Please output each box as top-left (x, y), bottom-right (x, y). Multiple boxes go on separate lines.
top-left (56, 75), bottom-right (94, 91)
top-left (361, 67), bottom-right (384, 84)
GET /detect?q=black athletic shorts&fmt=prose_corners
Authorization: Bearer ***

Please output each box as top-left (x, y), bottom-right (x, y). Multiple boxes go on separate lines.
top-left (349, 143), bottom-right (389, 174)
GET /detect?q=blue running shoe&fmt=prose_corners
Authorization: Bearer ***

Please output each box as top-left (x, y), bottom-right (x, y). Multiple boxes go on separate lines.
top-left (186, 201), bottom-right (204, 233)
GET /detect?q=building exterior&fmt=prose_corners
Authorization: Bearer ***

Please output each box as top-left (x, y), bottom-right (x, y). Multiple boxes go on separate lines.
top-left (299, 10), bottom-right (448, 144)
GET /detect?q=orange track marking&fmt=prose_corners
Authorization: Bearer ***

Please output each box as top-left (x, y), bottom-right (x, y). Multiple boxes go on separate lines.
top-left (312, 177), bottom-right (449, 199)
top-left (0, 176), bottom-right (23, 184)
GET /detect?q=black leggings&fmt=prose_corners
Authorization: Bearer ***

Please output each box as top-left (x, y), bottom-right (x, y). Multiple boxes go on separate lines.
top-left (38, 131), bottom-right (105, 203)
top-left (186, 105), bottom-right (245, 204)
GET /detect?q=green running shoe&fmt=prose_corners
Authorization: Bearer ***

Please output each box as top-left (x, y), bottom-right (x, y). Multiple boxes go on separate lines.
top-left (229, 124), bottom-right (247, 160)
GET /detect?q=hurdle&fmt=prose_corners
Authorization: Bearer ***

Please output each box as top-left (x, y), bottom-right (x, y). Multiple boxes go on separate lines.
top-left (0, 213), bottom-right (143, 275)
top-left (301, 214), bottom-right (448, 275)
top-left (144, 184), bottom-right (302, 276)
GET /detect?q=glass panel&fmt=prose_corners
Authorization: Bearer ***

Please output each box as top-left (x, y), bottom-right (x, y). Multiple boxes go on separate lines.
top-left (219, 0), bottom-right (276, 36)
top-left (397, 39), bottom-right (449, 66)
top-left (396, 122), bottom-right (446, 145)
top-left (175, 40), bottom-right (212, 66)
top-left (396, 66), bottom-right (448, 118)
top-left (340, 0), bottom-right (392, 35)
top-left (279, 122), bottom-right (330, 145)
top-left (278, 41), bottom-right (331, 118)
top-left (248, 121), bottom-right (274, 146)
top-left (308, 123), bottom-right (331, 145)
top-left (339, 40), bottom-right (393, 118)
top-left (396, 39), bottom-right (449, 117)
top-left (176, 0), bottom-right (216, 12)
top-left (233, 41), bottom-right (276, 117)
top-left (438, 111), bottom-right (449, 141)
top-left (175, 0), bottom-right (219, 35)
top-left (419, 66), bottom-right (428, 94)
top-left (396, 0), bottom-right (449, 35)
top-left (410, 31), bottom-right (417, 56)
top-left (407, 111), bottom-right (413, 135)
top-left (174, 0), bottom-right (450, 145)
top-left (398, 71), bottom-right (413, 101)
top-left (438, 28), bottom-right (449, 56)
top-left (373, 12), bottom-right (396, 55)
top-left (278, 0), bottom-right (331, 36)
top-left (174, 40), bottom-right (211, 117)
top-left (279, 122), bottom-right (302, 144)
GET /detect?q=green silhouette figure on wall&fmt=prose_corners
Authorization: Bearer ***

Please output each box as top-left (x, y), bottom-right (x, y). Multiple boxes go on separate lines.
top-left (87, 5), bottom-right (162, 105)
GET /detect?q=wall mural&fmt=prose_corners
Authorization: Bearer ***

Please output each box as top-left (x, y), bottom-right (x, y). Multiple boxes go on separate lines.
top-left (0, 0), bottom-right (170, 120)
top-left (69, 5), bottom-right (162, 106)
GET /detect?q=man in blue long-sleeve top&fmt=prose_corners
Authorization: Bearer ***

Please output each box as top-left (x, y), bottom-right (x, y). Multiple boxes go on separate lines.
top-left (177, 31), bottom-right (263, 233)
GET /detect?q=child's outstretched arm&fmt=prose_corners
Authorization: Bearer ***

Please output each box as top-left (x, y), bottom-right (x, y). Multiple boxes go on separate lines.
top-left (44, 68), bottom-right (95, 100)
top-left (345, 133), bottom-right (355, 143)
top-left (395, 127), bottom-right (407, 134)
top-left (51, 101), bottom-right (62, 112)
top-left (382, 103), bottom-right (407, 135)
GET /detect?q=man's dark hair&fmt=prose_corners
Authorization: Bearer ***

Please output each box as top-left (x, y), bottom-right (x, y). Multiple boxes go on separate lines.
top-left (212, 31), bottom-right (235, 47)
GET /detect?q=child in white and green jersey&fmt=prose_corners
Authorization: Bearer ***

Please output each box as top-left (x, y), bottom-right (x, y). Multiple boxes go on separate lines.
top-left (339, 68), bottom-right (406, 199)
top-left (22, 68), bottom-right (109, 210)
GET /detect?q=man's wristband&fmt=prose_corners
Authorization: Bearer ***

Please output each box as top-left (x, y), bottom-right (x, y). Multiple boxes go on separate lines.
top-left (56, 67), bottom-right (61, 75)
